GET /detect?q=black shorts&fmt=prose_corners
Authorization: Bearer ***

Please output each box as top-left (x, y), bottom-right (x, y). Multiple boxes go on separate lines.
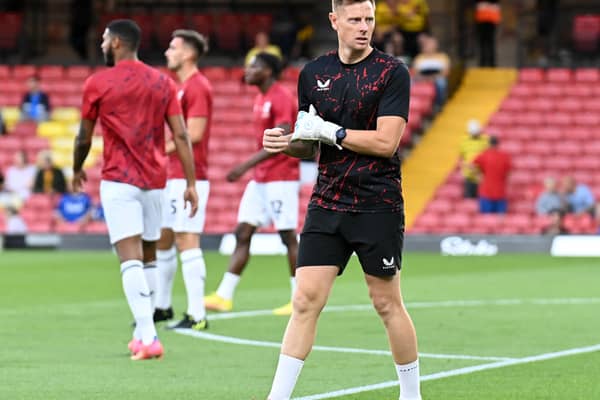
top-left (297, 207), bottom-right (405, 277)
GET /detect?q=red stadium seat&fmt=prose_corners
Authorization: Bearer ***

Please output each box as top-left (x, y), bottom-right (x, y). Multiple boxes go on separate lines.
top-left (11, 121), bottom-right (37, 137)
top-left (23, 137), bottom-right (49, 153)
top-left (544, 112), bottom-right (572, 126)
top-left (584, 99), bottom-right (600, 112)
top-left (566, 126), bottom-right (593, 141)
top-left (425, 198), bottom-right (453, 215)
top-left (154, 13), bottom-right (186, 48)
top-left (510, 84), bottom-right (536, 98)
top-left (0, 65), bottom-right (10, 79)
top-left (546, 68), bottom-right (572, 83)
top-left (534, 84), bottom-right (563, 97)
top-left (535, 127), bottom-right (562, 141)
top-left (413, 213), bottom-right (442, 231)
top-left (501, 139), bottom-right (523, 155)
top-left (214, 13), bottom-right (243, 52)
top-left (128, 13), bottom-right (154, 50)
top-left (229, 66), bottom-right (245, 82)
top-left (66, 66), bottom-right (92, 81)
top-left (523, 141), bottom-right (552, 156)
top-left (0, 136), bottom-right (22, 152)
top-left (12, 65), bottom-right (37, 80)
top-left (244, 13), bottom-right (273, 43)
top-left (38, 66), bottom-right (64, 81)
top-left (512, 155), bottom-right (542, 170)
top-left (187, 14), bottom-right (214, 38)
top-left (442, 213), bottom-right (471, 233)
top-left (519, 68), bottom-right (544, 82)
top-left (503, 214), bottom-right (532, 233)
top-left (435, 184), bottom-right (462, 200)
top-left (25, 194), bottom-right (56, 212)
top-left (85, 221), bottom-right (108, 234)
top-left (526, 98), bottom-right (554, 112)
top-left (2, 80), bottom-right (24, 94)
top-left (555, 98), bottom-right (582, 112)
top-left (577, 113), bottom-right (600, 127)
top-left (202, 66), bottom-right (228, 81)
top-left (515, 112), bottom-right (544, 126)
top-left (499, 97), bottom-right (525, 112)
top-left (574, 68), bottom-right (600, 83)
top-left (470, 214), bottom-right (504, 234)
top-left (563, 84), bottom-right (592, 97)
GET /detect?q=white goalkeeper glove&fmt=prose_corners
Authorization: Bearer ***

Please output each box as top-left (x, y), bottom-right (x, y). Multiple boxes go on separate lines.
top-left (291, 105), bottom-right (342, 149)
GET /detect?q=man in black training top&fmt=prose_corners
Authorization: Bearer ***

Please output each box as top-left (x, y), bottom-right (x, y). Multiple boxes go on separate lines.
top-left (262, 1), bottom-right (422, 399)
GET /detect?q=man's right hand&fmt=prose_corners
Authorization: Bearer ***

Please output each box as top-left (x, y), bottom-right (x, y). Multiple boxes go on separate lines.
top-left (72, 170), bottom-right (87, 192)
top-left (183, 186), bottom-right (199, 218)
top-left (263, 127), bottom-right (291, 154)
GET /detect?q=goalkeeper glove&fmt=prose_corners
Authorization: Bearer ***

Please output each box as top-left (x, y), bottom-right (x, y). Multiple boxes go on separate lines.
top-left (291, 105), bottom-right (342, 149)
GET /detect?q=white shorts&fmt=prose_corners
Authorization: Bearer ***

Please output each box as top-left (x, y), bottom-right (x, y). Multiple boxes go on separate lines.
top-left (237, 180), bottom-right (299, 231)
top-left (161, 179), bottom-right (209, 233)
top-left (100, 180), bottom-right (163, 244)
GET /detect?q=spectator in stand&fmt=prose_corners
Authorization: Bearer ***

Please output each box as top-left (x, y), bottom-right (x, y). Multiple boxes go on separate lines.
top-left (474, 0), bottom-right (501, 67)
top-left (472, 136), bottom-right (511, 214)
top-left (412, 35), bottom-right (450, 109)
top-left (5, 150), bottom-right (36, 200)
top-left (561, 176), bottom-right (595, 215)
top-left (21, 76), bottom-right (51, 122)
top-left (375, 0), bottom-right (429, 58)
top-left (54, 181), bottom-right (93, 230)
top-left (383, 31), bottom-right (411, 65)
top-left (535, 177), bottom-right (564, 215)
top-left (291, 13), bottom-right (315, 61)
top-left (32, 150), bottom-right (67, 195)
top-left (459, 119), bottom-right (489, 198)
top-left (5, 206), bottom-right (27, 234)
top-left (245, 31), bottom-right (283, 66)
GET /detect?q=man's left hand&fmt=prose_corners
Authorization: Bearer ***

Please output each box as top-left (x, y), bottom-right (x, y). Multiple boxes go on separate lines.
top-left (291, 105), bottom-right (341, 149)
top-left (183, 186), bottom-right (199, 218)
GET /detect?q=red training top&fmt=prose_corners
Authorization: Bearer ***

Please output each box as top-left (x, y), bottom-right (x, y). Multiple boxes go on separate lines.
top-left (168, 70), bottom-right (213, 180)
top-left (82, 60), bottom-right (181, 189)
top-left (253, 82), bottom-right (299, 182)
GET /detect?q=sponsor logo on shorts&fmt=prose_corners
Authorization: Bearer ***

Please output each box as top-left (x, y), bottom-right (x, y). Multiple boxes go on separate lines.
top-left (382, 257), bottom-right (396, 269)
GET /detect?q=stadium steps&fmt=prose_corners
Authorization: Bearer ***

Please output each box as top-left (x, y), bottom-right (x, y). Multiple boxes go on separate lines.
top-left (403, 68), bottom-right (517, 229)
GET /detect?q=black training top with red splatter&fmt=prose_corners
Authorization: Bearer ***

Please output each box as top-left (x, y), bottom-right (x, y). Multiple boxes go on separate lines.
top-left (298, 48), bottom-right (410, 213)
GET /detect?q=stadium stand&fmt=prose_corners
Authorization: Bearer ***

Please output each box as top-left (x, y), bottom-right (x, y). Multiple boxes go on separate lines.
top-left (0, 64), bottom-right (434, 235)
top-left (410, 68), bottom-right (600, 235)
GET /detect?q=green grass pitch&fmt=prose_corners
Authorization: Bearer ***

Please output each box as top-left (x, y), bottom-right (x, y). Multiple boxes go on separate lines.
top-left (1, 250), bottom-right (600, 399)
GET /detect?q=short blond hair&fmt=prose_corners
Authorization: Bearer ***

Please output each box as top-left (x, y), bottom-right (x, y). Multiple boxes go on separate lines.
top-left (332, 0), bottom-right (375, 11)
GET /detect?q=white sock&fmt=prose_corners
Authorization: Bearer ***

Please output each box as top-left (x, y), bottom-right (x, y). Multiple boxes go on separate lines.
top-left (143, 262), bottom-right (157, 311)
top-left (156, 247), bottom-right (177, 310)
top-left (396, 359), bottom-right (422, 400)
top-left (289, 277), bottom-right (296, 300)
top-left (216, 271), bottom-right (240, 300)
top-left (181, 248), bottom-right (207, 321)
top-left (121, 260), bottom-right (157, 345)
top-left (268, 354), bottom-right (304, 400)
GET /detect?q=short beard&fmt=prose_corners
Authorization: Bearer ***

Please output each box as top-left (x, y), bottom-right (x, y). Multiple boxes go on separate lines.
top-left (104, 48), bottom-right (115, 67)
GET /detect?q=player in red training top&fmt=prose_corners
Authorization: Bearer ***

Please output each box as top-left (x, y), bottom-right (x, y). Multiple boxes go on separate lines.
top-left (204, 52), bottom-right (300, 316)
top-left (72, 19), bottom-right (198, 361)
top-left (154, 30), bottom-right (213, 331)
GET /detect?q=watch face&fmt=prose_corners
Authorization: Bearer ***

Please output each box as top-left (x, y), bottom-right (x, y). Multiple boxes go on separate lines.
top-left (336, 128), bottom-right (346, 140)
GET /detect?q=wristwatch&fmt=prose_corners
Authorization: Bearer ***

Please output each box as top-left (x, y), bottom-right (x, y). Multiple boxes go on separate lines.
top-left (335, 128), bottom-right (347, 146)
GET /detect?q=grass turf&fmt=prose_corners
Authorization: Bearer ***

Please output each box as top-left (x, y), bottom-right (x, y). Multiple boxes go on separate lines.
top-left (1, 250), bottom-right (599, 399)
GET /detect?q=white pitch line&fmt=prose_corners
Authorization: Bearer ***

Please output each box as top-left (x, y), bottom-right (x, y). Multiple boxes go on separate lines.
top-left (174, 329), bottom-right (510, 361)
top-left (292, 343), bottom-right (600, 400)
top-left (205, 298), bottom-right (600, 322)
